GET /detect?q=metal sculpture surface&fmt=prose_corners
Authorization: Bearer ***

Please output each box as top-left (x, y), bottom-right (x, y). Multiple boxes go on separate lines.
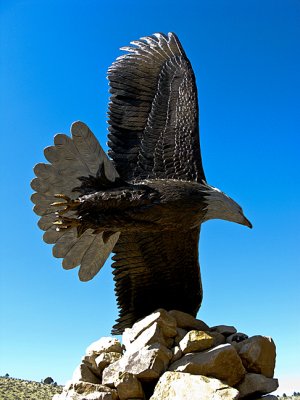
top-left (31, 33), bottom-right (252, 334)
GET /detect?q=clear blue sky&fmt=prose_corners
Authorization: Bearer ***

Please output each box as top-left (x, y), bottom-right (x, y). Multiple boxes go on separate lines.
top-left (1, 0), bottom-right (299, 395)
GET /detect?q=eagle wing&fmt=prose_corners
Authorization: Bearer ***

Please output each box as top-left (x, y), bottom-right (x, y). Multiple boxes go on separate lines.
top-left (107, 32), bottom-right (206, 183)
top-left (107, 33), bottom-right (205, 333)
top-left (111, 228), bottom-right (202, 334)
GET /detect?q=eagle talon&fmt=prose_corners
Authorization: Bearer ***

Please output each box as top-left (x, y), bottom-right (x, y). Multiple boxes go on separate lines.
top-left (53, 215), bottom-right (80, 230)
top-left (51, 194), bottom-right (80, 214)
top-left (54, 194), bottom-right (71, 201)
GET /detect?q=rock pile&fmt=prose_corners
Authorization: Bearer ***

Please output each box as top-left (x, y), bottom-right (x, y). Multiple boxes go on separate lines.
top-left (53, 309), bottom-right (278, 400)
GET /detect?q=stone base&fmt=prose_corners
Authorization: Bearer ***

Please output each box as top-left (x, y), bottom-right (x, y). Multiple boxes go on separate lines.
top-left (53, 309), bottom-right (278, 400)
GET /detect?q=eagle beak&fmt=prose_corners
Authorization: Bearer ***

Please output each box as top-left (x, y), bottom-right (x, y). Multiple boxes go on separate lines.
top-left (243, 216), bottom-right (252, 229)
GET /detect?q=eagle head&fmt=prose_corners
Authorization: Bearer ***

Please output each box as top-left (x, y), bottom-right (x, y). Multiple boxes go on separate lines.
top-left (203, 184), bottom-right (252, 228)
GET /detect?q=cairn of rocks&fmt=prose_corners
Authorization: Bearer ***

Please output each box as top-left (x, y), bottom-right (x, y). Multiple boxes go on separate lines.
top-left (53, 309), bottom-right (278, 400)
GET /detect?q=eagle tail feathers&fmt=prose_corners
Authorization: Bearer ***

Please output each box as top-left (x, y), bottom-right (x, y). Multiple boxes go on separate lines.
top-left (31, 121), bottom-right (120, 281)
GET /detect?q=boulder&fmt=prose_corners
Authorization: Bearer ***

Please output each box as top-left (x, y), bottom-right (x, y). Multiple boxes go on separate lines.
top-left (82, 354), bottom-right (99, 376)
top-left (102, 343), bottom-right (173, 386)
top-left (86, 337), bottom-right (123, 357)
top-left (179, 330), bottom-right (214, 354)
top-left (168, 310), bottom-right (209, 331)
top-left (226, 332), bottom-right (248, 344)
top-left (236, 373), bottom-right (279, 398)
top-left (122, 309), bottom-right (177, 349)
top-left (169, 343), bottom-right (246, 386)
top-left (114, 372), bottom-right (144, 400)
top-left (82, 352), bottom-right (122, 377)
top-left (170, 346), bottom-right (182, 363)
top-left (149, 371), bottom-right (239, 400)
top-left (210, 325), bottom-right (237, 336)
top-left (95, 352), bottom-right (123, 372)
top-left (72, 363), bottom-right (102, 384)
top-left (236, 336), bottom-right (276, 377)
top-left (208, 331), bottom-right (226, 346)
top-left (55, 382), bottom-right (118, 399)
top-left (55, 310), bottom-right (279, 400)
top-left (173, 327), bottom-right (188, 345)
top-left (124, 322), bottom-right (171, 354)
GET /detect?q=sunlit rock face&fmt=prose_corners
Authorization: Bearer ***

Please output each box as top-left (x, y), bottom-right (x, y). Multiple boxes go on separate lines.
top-left (53, 309), bottom-right (278, 400)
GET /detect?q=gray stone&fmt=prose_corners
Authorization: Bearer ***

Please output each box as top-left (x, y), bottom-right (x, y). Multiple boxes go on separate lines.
top-left (72, 363), bottom-right (102, 384)
top-left (169, 343), bottom-right (246, 387)
top-left (95, 352), bottom-right (122, 372)
top-left (208, 331), bottom-right (226, 346)
top-left (82, 354), bottom-right (98, 375)
top-left (149, 371), bottom-right (239, 400)
top-left (86, 337), bottom-right (123, 357)
top-left (165, 337), bottom-right (175, 348)
top-left (169, 310), bottom-right (209, 331)
top-left (57, 381), bottom-right (118, 399)
top-left (102, 343), bottom-right (173, 386)
top-left (170, 346), bottom-right (183, 363)
top-left (115, 372), bottom-right (144, 400)
top-left (122, 309), bottom-right (177, 349)
top-left (235, 335), bottom-right (276, 378)
top-left (236, 373), bottom-right (279, 398)
top-left (179, 330), bottom-right (214, 354)
top-left (254, 396), bottom-right (278, 400)
top-left (210, 325), bottom-right (237, 336)
top-left (124, 321), bottom-right (170, 355)
top-left (173, 327), bottom-right (188, 346)
top-left (226, 332), bottom-right (248, 344)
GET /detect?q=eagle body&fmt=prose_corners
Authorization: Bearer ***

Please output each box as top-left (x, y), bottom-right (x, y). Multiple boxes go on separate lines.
top-left (31, 33), bottom-right (251, 334)
top-left (77, 179), bottom-right (209, 234)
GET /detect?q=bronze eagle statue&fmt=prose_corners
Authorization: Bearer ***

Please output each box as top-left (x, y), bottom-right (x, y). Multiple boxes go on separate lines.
top-left (31, 32), bottom-right (252, 334)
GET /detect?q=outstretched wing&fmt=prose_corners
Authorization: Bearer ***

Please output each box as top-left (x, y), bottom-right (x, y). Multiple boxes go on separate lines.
top-left (111, 228), bottom-right (203, 334)
top-left (107, 32), bottom-right (206, 183)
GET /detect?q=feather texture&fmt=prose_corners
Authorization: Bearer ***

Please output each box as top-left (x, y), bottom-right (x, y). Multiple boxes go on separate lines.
top-left (31, 122), bottom-right (120, 281)
top-left (107, 32), bottom-right (206, 183)
top-left (79, 231), bottom-right (120, 282)
top-left (31, 32), bottom-right (250, 336)
top-left (112, 228), bottom-right (202, 334)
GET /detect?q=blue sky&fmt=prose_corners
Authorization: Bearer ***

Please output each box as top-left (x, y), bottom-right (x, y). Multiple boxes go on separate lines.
top-left (0, 0), bottom-right (299, 395)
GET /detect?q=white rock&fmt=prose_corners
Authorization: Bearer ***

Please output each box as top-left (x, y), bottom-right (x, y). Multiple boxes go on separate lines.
top-left (124, 321), bottom-right (169, 355)
top-left (169, 343), bottom-right (246, 387)
top-left (179, 330), bottom-right (214, 354)
top-left (102, 343), bottom-right (173, 386)
top-left (56, 382), bottom-right (118, 399)
top-left (86, 337), bottom-right (122, 357)
top-left (95, 352), bottom-right (122, 372)
top-left (150, 371), bottom-right (239, 400)
top-left (122, 309), bottom-right (177, 349)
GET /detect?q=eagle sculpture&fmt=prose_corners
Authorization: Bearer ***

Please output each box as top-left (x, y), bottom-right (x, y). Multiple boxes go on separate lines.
top-left (31, 32), bottom-right (252, 334)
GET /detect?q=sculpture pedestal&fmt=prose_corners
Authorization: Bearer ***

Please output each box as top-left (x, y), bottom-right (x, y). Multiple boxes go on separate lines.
top-left (53, 309), bottom-right (278, 400)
